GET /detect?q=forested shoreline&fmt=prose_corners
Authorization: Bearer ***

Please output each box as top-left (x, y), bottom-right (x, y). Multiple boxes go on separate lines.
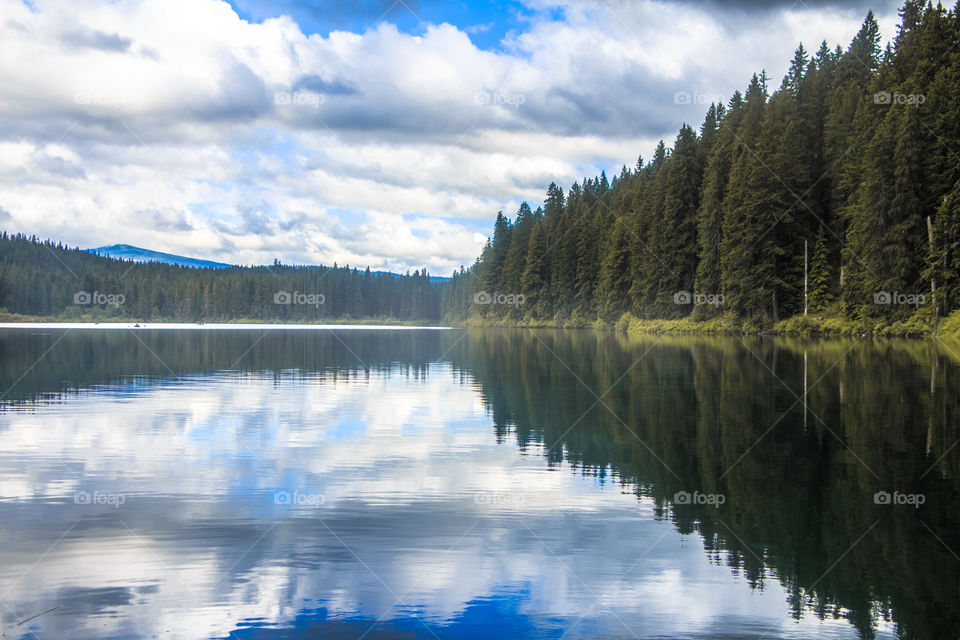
top-left (443, 2), bottom-right (960, 335)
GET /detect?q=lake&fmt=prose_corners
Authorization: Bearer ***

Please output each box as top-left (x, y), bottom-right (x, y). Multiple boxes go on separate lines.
top-left (0, 326), bottom-right (956, 639)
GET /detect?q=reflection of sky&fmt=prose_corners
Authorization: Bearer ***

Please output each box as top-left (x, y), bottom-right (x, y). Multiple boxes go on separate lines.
top-left (0, 365), bottom-right (881, 639)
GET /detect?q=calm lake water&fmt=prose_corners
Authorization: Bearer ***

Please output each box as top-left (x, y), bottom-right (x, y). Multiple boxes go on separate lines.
top-left (0, 327), bottom-right (957, 639)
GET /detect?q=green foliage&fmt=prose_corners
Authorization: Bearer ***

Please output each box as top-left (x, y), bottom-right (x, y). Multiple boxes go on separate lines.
top-left (617, 312), bottom-right (741, 335)
top-left (808, 228), bottom-right (834, 312)
top-left (695, 98), bottom-right (740, 311)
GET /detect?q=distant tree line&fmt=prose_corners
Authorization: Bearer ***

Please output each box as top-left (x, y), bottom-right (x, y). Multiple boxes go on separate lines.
top-left (444, 3), bottom-right (960, 326)
top-left (0, 232), bottom-right (441, 322)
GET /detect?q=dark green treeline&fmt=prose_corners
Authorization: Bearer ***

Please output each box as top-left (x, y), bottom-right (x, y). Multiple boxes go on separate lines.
top-left (0, 232), bottom-right (441, 322)
top-left (444, 2), bottom-right (960, 326)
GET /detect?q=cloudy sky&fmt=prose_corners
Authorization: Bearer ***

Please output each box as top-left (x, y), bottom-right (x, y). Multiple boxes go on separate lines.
top-left (0, 0), bottom-right (902, 275)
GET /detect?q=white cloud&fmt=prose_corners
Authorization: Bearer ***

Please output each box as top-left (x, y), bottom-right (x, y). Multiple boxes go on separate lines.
top-left (0, 0), bottom-right (901, 274)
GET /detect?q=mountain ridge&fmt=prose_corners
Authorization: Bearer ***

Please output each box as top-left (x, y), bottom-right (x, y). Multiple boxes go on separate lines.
top-left (88, 244), bottom-right (450, 281)
top-left (88, 244), bottom-right (233, 269)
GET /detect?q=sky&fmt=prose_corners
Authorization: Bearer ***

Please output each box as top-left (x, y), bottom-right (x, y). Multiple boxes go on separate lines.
top-left (0, 0), bottom-right (903, 275)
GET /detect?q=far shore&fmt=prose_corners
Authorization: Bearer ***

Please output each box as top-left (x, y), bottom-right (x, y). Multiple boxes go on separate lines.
top-left (0, 320), bottom-right (449, 331)
top-left (4, 309), bottom-right (960, 340)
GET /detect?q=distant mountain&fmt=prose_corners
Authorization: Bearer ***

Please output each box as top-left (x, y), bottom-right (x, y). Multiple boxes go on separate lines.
top-left (87, 244), bottom-right (449, 281)
top-left (89, 244), bottom-right (233, 269)
top-left (380, 270), bottom-right (450, 284)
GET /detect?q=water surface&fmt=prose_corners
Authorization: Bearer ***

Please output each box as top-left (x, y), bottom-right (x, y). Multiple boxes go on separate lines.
top-left (0, 327), bottom-right (956, 639)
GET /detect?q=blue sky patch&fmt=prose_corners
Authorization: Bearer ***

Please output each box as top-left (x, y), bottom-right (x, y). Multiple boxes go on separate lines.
top-left (226, 0), bottom-right (554, 51)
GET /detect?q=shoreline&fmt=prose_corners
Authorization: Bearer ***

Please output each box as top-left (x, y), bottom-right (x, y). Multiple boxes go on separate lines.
top-left (0, 321), bottom-right (450, 331)
top-left (0, 312), bottom-right (445, 329)
top-left (2, 311), bottom-right (959, 340)
top-left (450, 310), bottom-right (960, 340)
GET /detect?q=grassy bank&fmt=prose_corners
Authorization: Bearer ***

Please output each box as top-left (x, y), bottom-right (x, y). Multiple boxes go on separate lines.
top-left (454, 308), bottom-right (960, 340)
top-left (457, 313), bottom-right (751, 334)
top-left (0, 311), bottom-right (57, 323)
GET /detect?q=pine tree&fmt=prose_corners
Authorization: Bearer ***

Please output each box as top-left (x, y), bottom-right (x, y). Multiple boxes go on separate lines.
top-left (783, 43), bottom-right (809, 98)
top-left (650, 124), bottom-right (703, 317)
top-left (521, 219), bottom-right (548, 316)
top-left (842, 98), bottom-right (925, 318)
top-left (484, 211), bottom-right (512, 301)
top-left (629, 141), bottom-right (669, 315)
top-left (824, 10), bottom-right (882, 226)
top-left (928, 178), bottom-right (960, 313)
top-left (551, 183), bottom-right (581, 317)
top-left (595, 218), bottom-right (632, 320)
top-left (720, 73), bottom-right (769, 318)
top-left (695, 94), bottom-right (743, 311)
top-left (574, 204), bottom-right (601, 317)
top-left (809, 227), bottom-right (834, 312)
top-left (501, 202), bottom-right (535, 303)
